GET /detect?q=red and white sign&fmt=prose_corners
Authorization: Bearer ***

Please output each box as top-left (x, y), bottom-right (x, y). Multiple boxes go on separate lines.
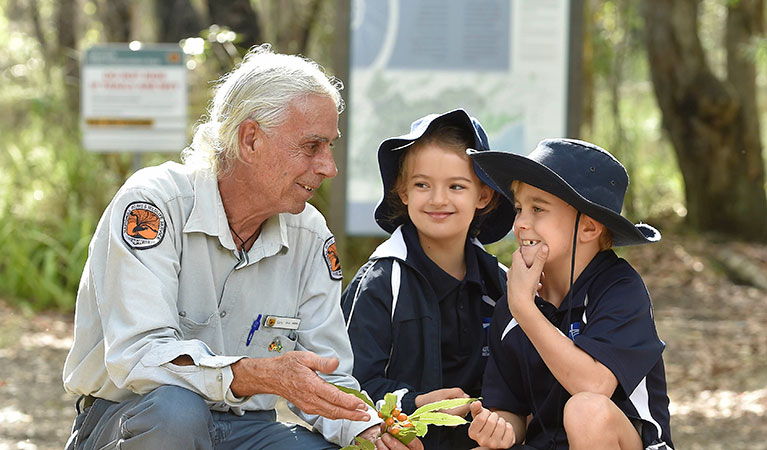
top-left (81, 44), bottom-right (187, 152)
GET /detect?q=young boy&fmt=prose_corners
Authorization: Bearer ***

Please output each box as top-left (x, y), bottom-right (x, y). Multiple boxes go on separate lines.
top-left (466, 138), bottom-right (673, 450)
top-left (341, 109), bottom-right (515, 450)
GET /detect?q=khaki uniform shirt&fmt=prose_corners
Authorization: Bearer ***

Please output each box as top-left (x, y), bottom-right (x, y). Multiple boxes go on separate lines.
top-left (63, 162), bottom-right (377, 445)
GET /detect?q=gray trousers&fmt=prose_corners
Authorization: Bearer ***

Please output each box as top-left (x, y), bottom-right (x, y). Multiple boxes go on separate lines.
top-left (65, 386), bottom-right (340, 450)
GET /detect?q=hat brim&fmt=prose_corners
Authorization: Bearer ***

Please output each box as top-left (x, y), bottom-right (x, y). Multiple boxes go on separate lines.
top-left (468, 150), bottom-right (660, 247)
top-left (374, 109), bottom-right (514, 244)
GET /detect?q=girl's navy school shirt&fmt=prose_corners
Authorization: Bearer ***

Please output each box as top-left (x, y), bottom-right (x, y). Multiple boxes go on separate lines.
top-left (342, 222), bottom-right (507, 450)
top-left (400, 224), bottom-right (495, 399)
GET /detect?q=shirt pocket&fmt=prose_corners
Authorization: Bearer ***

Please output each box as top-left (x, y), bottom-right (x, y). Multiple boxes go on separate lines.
top-left (240, 326), bottom-right (297, 358)
top-left (178, 311), bottom-right (220, 343)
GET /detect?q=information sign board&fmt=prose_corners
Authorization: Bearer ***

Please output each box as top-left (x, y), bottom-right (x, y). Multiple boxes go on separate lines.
top-left (346, 0), bottom-right (572, 235)
top-left (81, 44), bottom-right (187, 152)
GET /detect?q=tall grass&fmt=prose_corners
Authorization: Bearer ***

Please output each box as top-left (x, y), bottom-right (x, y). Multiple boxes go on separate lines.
top-left (0, 99), bottom-right (117, 311)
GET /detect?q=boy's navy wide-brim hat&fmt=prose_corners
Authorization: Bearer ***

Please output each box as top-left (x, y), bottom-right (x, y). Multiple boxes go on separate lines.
top-left (374, 109), bottom-right (514, 244)
top-left (467, 138), bottom-right (661, 247)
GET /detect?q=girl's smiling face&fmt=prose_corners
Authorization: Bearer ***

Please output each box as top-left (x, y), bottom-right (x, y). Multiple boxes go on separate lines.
top-left (398, 143), bottom-right (493, 248)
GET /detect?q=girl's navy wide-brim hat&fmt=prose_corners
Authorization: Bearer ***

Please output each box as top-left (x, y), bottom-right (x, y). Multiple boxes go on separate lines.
top-left (467, 138), bottom-right (661, 247)
top-left (374, 109), bottom-right (515, 244)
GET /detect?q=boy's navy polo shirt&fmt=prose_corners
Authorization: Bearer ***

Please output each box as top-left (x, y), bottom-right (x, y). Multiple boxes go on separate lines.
top-left (482, 250), bottom-right (673, 450)
top-left (401, 224), bottom-right (494, 398)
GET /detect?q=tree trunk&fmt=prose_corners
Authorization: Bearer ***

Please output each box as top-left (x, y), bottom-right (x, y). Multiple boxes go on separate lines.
top-left (56, 0), bottom-right (79, 113)
top-left (27, 0), bottom-right (49, 62)
top-left (608, 0), bottom-right (635, 218)
top-left (155, 0), bottom-right (202, 43)
top-left (580, 0), bottom-right (595, 139)
top-left (207, 0), bottom-right (262, 51)
top-left (96, 0), bottom-right (133, 42)
top-left (641, 0), bottom-right (767, 241)
top-left (258, 0), bottom-right (324, 55)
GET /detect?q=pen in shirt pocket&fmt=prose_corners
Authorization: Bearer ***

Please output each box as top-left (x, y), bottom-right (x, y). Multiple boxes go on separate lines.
top-left (246, 314), bottom-right (262, 346)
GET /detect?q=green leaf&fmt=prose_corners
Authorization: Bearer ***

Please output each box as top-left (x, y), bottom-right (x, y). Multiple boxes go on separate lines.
top-left (354, 436), bottom-right (376, 450)
top-left (339, 436), bottom-right (375, 450)
top-left (394, 427), bottom-right (419, 445)
top-left (414, 421), bottom-right (428, 436)
top-left (331, 384), bottom-right (376, 410)
top-left (381, 392), bottom-right (397, 417)
top-left (412, 412), bottom-right (469, 426)
top-left (410, 397), bottom-right (477, 419)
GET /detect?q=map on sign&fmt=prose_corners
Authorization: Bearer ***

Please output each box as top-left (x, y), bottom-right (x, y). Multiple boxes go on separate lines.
top-left (346, 0), bottom-right (571, 235)
top-left (81, 44), bottom-right (187, 152)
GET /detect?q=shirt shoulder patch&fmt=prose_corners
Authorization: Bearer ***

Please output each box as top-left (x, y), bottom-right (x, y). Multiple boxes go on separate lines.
top-left (323, 236), bottom-right (343, 281)
top-left (122, 201), bottom-right (166, 249)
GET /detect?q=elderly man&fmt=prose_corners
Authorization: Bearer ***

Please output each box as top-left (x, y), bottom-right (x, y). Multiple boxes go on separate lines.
top-left (63, 45), bottom-right (421, 450)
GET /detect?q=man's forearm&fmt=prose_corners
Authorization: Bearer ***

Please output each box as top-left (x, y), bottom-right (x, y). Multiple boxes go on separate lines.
top-left (230, 357), bottom-right (275, 397)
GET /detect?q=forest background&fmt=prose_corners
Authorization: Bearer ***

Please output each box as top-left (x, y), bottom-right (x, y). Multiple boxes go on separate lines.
top-left (0, 0), bottom-right (766, 449)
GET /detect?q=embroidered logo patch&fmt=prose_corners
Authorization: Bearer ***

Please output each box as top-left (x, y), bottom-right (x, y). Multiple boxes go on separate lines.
top-left (568, 322), bottom-right (581, 340)
top-left (323, 236), bottom-right (342, 281)
top-left (122, 202), bottom-right (166, 249)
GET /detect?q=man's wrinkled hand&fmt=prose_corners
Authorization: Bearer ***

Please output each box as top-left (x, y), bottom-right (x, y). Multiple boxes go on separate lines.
top-left (375, 432), bottom-right (424, 450)
top-left (231, 351), bottom-right (370, 422)
top-left (356, 424), bottom-right (423, 450)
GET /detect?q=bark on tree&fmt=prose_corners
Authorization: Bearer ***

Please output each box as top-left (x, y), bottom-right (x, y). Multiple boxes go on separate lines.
top-left (259, 0), bottom-right (324, 54)
top-left (28, 0), bottom-right (49, 62)
top-left (96, 0), bottom-right (133, 42)
top-left (56, 0), bottom-right (79, 112)
top-left (607, 0), bottom-right (636, 218)
top-left (641, 0), bottom-right (767, 241)
top-left (155, 0), bottom-right (202, 43)
top-left (580, 0), bottom-right (595, 139)
top-left (207, 0), bottom-right (262, 50)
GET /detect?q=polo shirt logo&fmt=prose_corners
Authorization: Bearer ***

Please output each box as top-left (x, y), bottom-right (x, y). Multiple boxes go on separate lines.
top-left (569, 322), bottom-right (581, 340)
top-left (323, 236), bottom-right (343, 280)
top-left (122, 202), bottom-right (166, 249)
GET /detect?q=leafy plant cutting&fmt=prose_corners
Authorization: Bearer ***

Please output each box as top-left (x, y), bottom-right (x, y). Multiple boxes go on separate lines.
top-left (333, 384), bottom-right (477, 449)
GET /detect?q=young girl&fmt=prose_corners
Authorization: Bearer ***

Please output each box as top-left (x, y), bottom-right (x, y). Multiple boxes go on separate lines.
top-left (341, 109), bottom-right (515, 450)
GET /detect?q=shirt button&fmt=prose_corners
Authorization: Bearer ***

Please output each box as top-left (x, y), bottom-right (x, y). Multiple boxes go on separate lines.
top-left (462, 328), bottom-right (468, 333)
top-left (220, 311), bottom-right (227, 318)
top-left (458, 303), bottom-right (464, 310)
top-left (179, 311), bottom-right (186, 317)
top-left (217, 374), bottom-right (223, 381)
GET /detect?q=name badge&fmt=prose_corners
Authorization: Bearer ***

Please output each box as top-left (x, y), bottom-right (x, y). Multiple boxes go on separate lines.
top-left (264, 315), bottom-right (301, 330)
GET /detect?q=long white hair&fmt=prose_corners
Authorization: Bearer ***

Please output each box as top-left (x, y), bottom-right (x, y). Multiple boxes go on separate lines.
top-left (182, 44), bottom-right (344, 175)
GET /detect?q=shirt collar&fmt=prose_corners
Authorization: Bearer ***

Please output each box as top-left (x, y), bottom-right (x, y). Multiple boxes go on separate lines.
top-left (401, 223), bottom-right (482, 301)
top-left (183, 168), bottom-right (289, 258)
top-left (464, 240), bottom-right (483, 288)
top-left (565, 249), bottom-right (617, 308)
top-left (538, 249), bottom-right (618, 319)
top-left (241, 214), bottom-right (288, 266)
top-left (183, 169), bottom-right (233, 248)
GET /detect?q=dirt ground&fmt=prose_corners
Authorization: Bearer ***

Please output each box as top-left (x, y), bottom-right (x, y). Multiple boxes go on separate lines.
top-left (0, 231), bottom-right (765, 450)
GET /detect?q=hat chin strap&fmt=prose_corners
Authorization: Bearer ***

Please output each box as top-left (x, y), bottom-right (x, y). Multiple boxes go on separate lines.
top-left (547, 211), bottom-right (582, 450)
top-left (567, 211), bottom-right (581, 338)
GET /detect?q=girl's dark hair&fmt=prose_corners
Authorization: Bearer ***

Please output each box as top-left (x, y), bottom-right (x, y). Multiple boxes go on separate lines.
top-left (385, 123), bottom-right (500, 237)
